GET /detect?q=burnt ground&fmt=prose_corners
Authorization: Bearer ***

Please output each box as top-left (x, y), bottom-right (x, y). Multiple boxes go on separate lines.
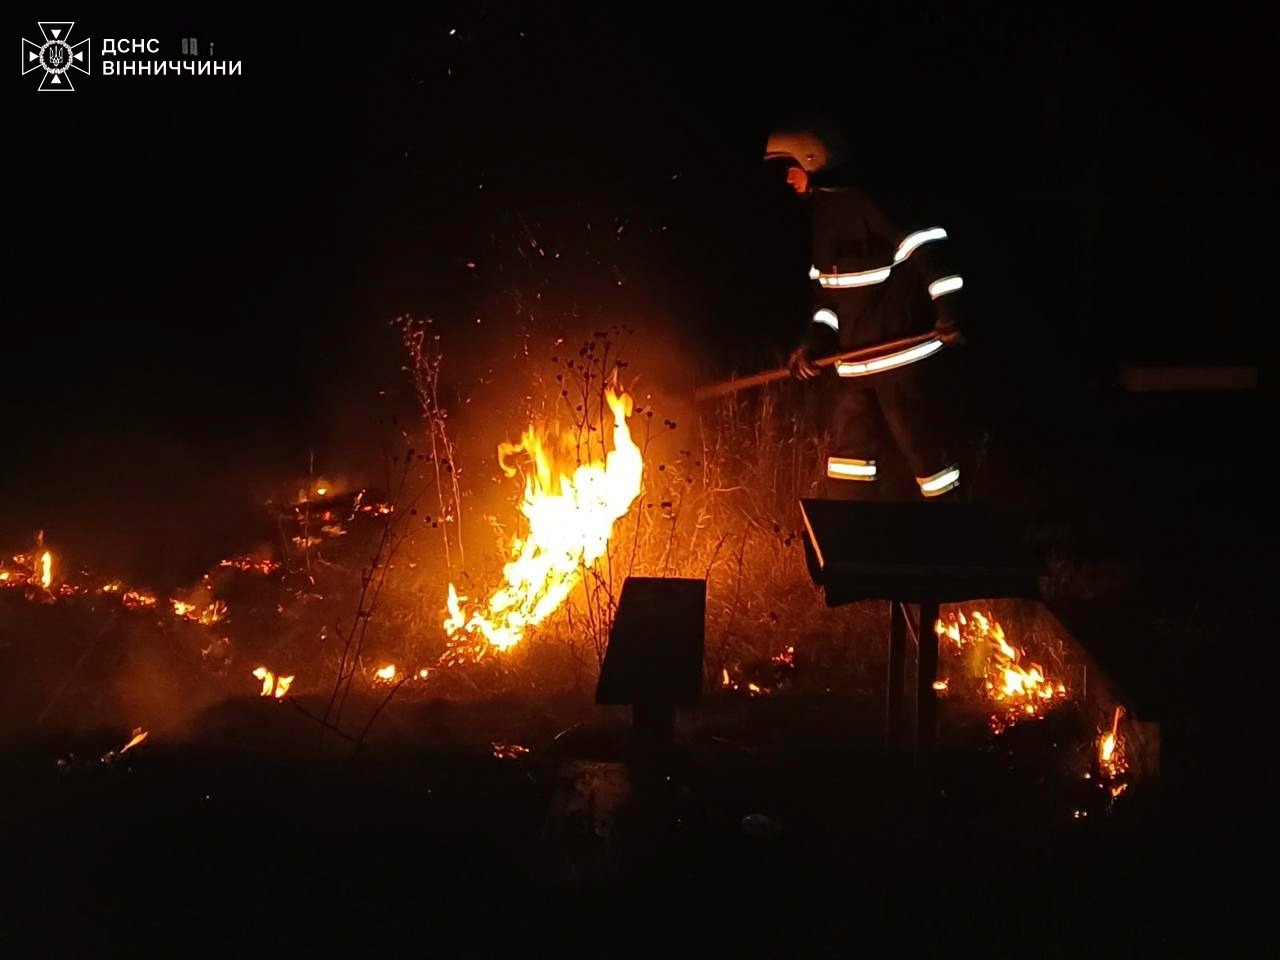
top-left (0, 686), bottom-right (1256, 958)
top-left (1, 385), bottom-right (1267, 957)
top-left (0, 683), bottom-right (1255, 958)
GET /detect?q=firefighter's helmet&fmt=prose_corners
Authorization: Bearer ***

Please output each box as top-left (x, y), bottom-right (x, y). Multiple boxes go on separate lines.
top-left (764, 125), bottom-right (846, 174)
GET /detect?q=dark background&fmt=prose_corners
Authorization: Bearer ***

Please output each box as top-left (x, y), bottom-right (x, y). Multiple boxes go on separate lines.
top-left (6, 4), bottom-right (1268, 576)
top-left (3, 9), bottom-right (1272, 946)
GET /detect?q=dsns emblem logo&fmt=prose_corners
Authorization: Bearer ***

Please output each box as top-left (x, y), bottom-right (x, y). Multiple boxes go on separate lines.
top-left (22, 22), bottom-right (89, 91)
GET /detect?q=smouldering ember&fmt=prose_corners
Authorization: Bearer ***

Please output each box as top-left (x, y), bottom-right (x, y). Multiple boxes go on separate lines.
top-left (720, 644), bottom-right (797, 696)
top-left (173, 598), bottom-right (228, 625)
top-left (490, 742), bottom-right (530, 760)
top-left (2, 534), bottom-right (57, 592)
top-left (252, 666), bottom-right (294, 699)
top-left (218, 555), bottom-right (282, 576)
top-left (443, 386), bottom-right (643, 652)
top-left (934, 608), bottom-right (1068, 731)
top-left (122, 589), bottom-right (159, 609)
top-left (3, 529), bottom-right (282, 629)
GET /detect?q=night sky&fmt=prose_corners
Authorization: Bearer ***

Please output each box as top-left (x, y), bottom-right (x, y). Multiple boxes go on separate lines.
top-left (7, 4), bottom-right (1267, 573)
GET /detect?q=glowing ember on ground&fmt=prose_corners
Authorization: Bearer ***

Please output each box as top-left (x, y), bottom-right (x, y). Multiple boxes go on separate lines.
top-left (197, 600), bottom-right (227, 625)
top-left (2, 543), bottom-right (57, 591)
top-left (171, 598), bottom-right (228, 624)
top-left (218, 555), bottom-right (281, 576)
top-left (122, 589), bottom-right (158, 609)
top-left (443, 386), bottom-right (644, 652)
top-left (935, 608), bottom-right (1068, 730)
top-left (771, 645), bottom-right (795, 667)
top-left (252, 666), bottom-right (294, 698)
top-left (374, 664), bottom-right (397, 682)
top-left (491, 742), bottom-right (530, 760)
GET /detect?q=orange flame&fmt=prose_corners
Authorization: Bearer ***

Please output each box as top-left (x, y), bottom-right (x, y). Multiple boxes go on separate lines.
top-left (1098, 706), bottom-right (1127, 780)
top-left (39, 550), bottom-right (52, 590)
top-left (444, 387), bottom-right (644, 651)
top-left (935, 608), bottom-right (1067, 728)
top-left (122, 589), bottom-right (158, 609)
top-left (491, 742), bottom-right (530, 760)
top-left (172, 598), bottom-right (227, 624)
top-left (197, 600), bottom-right (227, 625)
top-left (119, 727), bottom-right (149, 754)
top-left (252, 666), bottom-right (294, 698)
top-left (375, 664), bottom-right (396, 682)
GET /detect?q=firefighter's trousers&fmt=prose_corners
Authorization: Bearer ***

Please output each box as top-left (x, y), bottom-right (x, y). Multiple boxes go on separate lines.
top-left (822, 362), bottom-right (960, 500)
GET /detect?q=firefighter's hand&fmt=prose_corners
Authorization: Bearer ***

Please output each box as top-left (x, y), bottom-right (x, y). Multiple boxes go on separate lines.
top-left (788, 346), bottom-right (821, 380)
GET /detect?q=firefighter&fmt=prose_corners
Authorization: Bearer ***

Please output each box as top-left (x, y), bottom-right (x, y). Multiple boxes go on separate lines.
top-left (766, 126), bottom-right (964, 500)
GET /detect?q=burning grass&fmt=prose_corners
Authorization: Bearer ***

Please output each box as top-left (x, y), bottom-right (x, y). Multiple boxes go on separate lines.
top-left (0, 323), bottom-right (1150, 819)
top-left (934, 607), bottom-right (1069, 733)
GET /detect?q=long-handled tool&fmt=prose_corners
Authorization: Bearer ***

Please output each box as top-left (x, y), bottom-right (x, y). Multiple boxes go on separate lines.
top-left (694, 330), bottom-right (957, 402)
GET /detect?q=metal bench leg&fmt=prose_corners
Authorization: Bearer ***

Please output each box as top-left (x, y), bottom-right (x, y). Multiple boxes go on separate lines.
top-left (887, 600), bottom-right (907, 746)
top-left (915, 600), bottom-right (940, 771)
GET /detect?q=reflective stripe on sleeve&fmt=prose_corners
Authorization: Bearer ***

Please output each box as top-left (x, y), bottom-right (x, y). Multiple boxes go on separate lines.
top-left (835, 338), bottom-right (944, 377)
top-left (928, 275), bottom-right (963, 299)
top-left (893, 227), bottom-right (948, 263)
top-left (811, 226), bottom-right (950, 289)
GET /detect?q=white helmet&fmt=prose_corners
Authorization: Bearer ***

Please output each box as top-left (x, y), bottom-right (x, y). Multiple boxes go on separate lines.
top-left (763, 125), bottom-right (846, 174)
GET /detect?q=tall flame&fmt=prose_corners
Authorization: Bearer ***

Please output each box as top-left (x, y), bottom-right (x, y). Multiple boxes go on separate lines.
top-left (1098, 706), bottom-right (1127, 779)
top-left (444, 387), bottom-right (644, 651)
top-left (39, 550), bottom-right (52, 590)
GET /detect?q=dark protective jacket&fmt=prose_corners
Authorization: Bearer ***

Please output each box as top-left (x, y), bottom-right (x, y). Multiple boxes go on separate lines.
top-left (803, 186), bottom-right (963, 356)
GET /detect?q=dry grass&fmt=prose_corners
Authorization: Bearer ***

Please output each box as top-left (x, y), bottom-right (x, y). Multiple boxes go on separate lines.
top-left (372, 325), bottom-right (884, 698)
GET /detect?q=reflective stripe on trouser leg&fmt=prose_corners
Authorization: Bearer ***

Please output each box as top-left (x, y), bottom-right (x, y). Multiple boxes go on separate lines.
top-left (917, 464), bottom-right (960, 497)
top-left (827, 456), bottom-right (877, 481)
